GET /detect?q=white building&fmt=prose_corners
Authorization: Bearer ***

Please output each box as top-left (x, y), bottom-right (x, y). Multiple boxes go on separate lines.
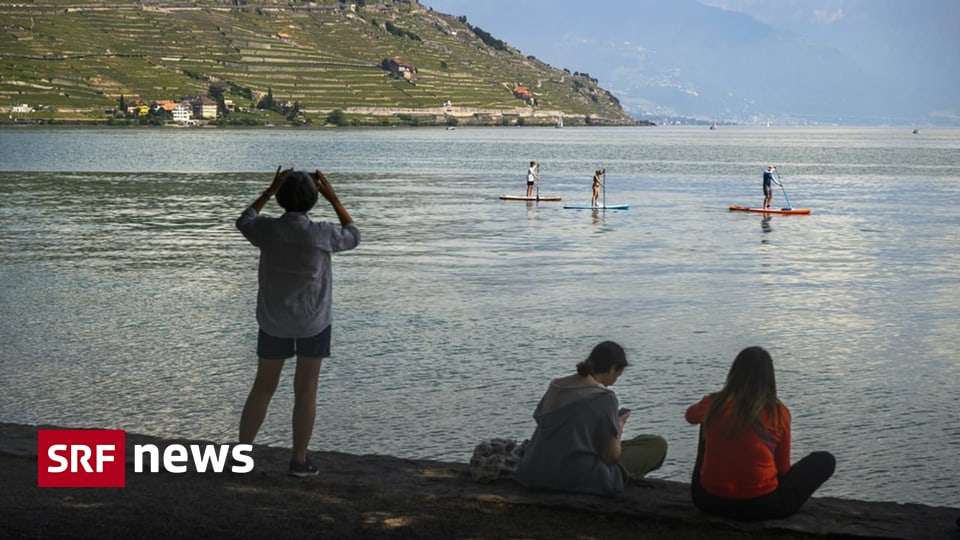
top-left (173, 102), bottom-right (192, 123)
top-left (11, 104), bottom-right (34, 113)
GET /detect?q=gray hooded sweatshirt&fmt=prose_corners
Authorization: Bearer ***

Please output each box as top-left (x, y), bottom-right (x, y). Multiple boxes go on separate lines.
top-left (514, 382), bottom-right (625, 496)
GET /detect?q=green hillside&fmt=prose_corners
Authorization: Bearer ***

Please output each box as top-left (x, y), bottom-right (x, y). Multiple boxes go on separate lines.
top-left (0, 0), bottom-right (634, 126)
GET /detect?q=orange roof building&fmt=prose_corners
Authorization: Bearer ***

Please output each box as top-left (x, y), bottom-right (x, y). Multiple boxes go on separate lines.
top-left (513, 85), bottom-right (533, 100)
top-left (153, 100), bottom-right (177, 112)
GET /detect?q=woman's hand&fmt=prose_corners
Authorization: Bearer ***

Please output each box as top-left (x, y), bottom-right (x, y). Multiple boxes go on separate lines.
top-left (268, 165), bottom-right (293, 194)
top-left (311, 169), bottom-right (338, 203)
top-left (311, 169), bottom-right (353, 226)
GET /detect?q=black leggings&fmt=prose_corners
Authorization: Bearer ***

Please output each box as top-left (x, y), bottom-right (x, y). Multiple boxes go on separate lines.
top-left (691, 431), bottom-right (836, 521)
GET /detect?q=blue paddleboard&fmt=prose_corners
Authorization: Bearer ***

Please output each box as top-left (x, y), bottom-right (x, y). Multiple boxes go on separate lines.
top-left (563, 204), bottom-right (630, 210)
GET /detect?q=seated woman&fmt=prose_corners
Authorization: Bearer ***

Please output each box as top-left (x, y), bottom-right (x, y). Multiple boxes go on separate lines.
top-left (514, 341), bottom-right (668, 496)
top-left (686, 346), bottom-right (835, 521)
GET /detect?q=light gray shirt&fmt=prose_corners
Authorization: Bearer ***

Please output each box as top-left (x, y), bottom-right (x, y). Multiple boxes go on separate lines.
top-left (236, 206), bottom-right (360, 338)
top-left (514, 381), bottom-right (625, 496)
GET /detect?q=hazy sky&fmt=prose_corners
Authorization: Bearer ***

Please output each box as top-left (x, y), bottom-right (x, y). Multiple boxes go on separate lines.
top-left (423, 0), bottom-right (959, 123)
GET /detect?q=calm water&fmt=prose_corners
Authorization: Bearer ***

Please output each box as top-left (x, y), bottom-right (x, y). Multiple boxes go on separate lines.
top-left (1, 127), bottom-right (958, 507)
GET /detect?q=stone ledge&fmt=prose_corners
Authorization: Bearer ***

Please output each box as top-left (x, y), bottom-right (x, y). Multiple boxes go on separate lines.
top-left (3, 423), bottom-right (957, 539)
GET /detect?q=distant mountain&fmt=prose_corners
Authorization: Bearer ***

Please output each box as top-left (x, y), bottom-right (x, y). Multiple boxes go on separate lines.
top-left (0, 0), bottom-right (632, 125)
top-left (425, 0), bottom-right (959, 125)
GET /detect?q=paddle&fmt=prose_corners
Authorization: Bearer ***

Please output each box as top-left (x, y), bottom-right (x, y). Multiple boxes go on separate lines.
top-left (536, 162), bottom-right (541, 201)
top-left (776, 172), bottom-right (793, 210)
top-left (602, 168), bottom-right (607, 211)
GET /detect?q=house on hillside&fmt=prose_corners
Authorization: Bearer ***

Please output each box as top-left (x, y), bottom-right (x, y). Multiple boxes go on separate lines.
top-left (381, 57), bottom-right (418, 84)
top-left (192, 96), bottom-right (218, 120)
top-left (11, 104), bottom-right (34, 113)
top-left (127, 102), bottom-right (150, 117)
top-left (152, 100), bottom-right (177, 113)
top-left (173, 102), bottom-right (193, 123)
top-left (276, 32), bottom-right (290, 40)
top-left (513, 84), bottom-right (535, 105)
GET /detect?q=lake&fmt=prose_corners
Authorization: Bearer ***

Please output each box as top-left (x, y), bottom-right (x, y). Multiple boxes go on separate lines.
top-left (0, 126), bottom-right (958, 506)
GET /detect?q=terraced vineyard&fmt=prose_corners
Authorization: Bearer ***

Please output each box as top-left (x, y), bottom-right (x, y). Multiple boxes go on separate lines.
top-left (0, 0), bottom-right (633, 125)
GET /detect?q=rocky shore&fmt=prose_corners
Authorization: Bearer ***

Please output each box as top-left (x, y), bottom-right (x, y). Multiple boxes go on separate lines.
top-left (2, 423), bottom-right (957, 539)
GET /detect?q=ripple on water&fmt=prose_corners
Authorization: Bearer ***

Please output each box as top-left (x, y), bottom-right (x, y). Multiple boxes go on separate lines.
top-left (1, 128), bottom-right (959, 507)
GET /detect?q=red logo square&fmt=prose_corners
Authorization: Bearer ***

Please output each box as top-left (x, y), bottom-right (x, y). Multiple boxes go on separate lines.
top-left (37, 429), bottom-right (126, 488)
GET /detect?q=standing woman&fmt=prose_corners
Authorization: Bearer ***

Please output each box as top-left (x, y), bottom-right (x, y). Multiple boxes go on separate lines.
top-left (591, 169), bottom-right (602, 208)
top-left (686, 346), bottom-right (835, 521)
top-left (236, 167), bottom-right (360, 477)
top-left (526, 160), bottom-right (539, 198)
top-left (762, 165), bottom-right (781, 209)
top-left (514, 341), bottom-right (668, 496)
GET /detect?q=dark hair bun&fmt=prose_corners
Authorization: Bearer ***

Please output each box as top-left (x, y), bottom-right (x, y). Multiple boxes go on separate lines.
top-left (576, 360), bottom-right (592, 377)
top-left (578, 341), bottom-right (628, 377)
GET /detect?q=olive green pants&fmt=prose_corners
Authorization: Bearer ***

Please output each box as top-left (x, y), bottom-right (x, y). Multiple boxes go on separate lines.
top-left (619, 434), bottom-right (668, 479)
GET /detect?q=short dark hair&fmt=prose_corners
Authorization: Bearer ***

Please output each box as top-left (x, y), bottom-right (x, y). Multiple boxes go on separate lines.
top-left (275, 171), bottom-right (318, 212)
top-left (576, 341), bottom-right (628, 376)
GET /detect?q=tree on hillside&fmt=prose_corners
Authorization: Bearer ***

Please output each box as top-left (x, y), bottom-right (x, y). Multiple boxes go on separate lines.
top-left (118, 94), bottom-right (126, 113)
top-left (326, 109), bottom-right (348, 127)
top-left (286, 101), bottom-right (302, 122)
top-left (209, 82), bottom-right (228, 115)
top-left (257, 87), bottom-right (275, 111)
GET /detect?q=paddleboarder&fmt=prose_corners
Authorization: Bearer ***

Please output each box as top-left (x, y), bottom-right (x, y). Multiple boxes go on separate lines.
top-left (762, 166), bottom-right (782, 209)
top-left (591, 169), bottom-right (602, 208)
top-left (526, 161), bottom-right (540, 198)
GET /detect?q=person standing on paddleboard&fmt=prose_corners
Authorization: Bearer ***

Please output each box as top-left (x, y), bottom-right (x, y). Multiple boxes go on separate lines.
top-left (526, 161), bottom-right (540, 198)
top-left (591, 169), bottom-right (602, 208)
top-left (763, 166), bottom-right (782, 209)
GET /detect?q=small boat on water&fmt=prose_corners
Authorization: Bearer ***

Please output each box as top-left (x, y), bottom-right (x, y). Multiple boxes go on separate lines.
top-left (709, 123), bottom-right (717, 130)
top-left (912, 129), bottom-right (920, 134)
top-left (556, 116), bottom-right (563, 128)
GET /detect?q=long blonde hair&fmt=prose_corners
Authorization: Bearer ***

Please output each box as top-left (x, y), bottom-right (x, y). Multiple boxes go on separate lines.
top-left (706, 346), bottom-right (782, 436)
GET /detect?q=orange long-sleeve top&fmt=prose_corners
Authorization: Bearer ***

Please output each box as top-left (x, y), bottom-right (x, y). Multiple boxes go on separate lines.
top-left (685, 394), bottom-right (792, 499)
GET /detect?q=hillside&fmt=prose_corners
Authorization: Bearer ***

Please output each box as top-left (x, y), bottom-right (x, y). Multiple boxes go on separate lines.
top-left (0, 0), bottom-right (634, 126)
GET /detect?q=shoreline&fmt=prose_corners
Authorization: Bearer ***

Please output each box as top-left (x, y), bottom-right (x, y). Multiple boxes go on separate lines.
top-left (0, 120), bottom-right (652, 129)
top-left (3, 423), bottom-right (957, 539)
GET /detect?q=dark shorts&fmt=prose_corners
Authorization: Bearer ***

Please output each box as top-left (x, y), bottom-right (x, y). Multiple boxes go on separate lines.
top-left (763, 184), bottom-right (773, 196)
top-left (257, 326), bottom-right (331, 360)
top-left (527, 181), bottom-right (535, 186)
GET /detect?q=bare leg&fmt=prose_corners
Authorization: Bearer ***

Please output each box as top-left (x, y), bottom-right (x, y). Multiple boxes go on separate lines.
top-left (292, 356), bottom-right (323, 464)
top-left (239, 358), bottom-right (285, 445)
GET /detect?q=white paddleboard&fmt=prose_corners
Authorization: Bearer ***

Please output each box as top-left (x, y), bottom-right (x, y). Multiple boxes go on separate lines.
top-left (499, 195), bottom-right (562, 202)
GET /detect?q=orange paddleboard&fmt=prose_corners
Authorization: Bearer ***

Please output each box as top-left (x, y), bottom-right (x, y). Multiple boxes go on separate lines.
top-left (729, 205), bottom-right (812, 215)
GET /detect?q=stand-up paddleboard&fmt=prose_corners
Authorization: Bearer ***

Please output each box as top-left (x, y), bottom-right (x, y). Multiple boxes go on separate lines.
top-left (564, 170), bottom-right (629, 210)
top-left (564, 203), bottom-right (630, 210)
top-left (499, 195), bottom-right (562, 202)
top-left (729, 205), bottom-right (811, 215)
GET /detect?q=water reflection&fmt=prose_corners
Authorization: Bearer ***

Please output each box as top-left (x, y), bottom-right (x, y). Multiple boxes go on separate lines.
top-left (0, 128), bottom-right (958, 507)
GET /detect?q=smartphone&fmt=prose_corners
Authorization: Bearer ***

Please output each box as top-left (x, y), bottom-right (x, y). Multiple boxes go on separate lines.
top-left (618, 407), bottom-right (631, 416)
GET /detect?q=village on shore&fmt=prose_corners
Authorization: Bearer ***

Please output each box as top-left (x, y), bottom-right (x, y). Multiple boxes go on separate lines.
top-left (4, 63), bottom-right (647, 128)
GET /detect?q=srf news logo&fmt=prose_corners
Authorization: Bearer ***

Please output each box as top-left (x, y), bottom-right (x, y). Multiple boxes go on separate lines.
top-left (38, 429), bottom-right (253, 488)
